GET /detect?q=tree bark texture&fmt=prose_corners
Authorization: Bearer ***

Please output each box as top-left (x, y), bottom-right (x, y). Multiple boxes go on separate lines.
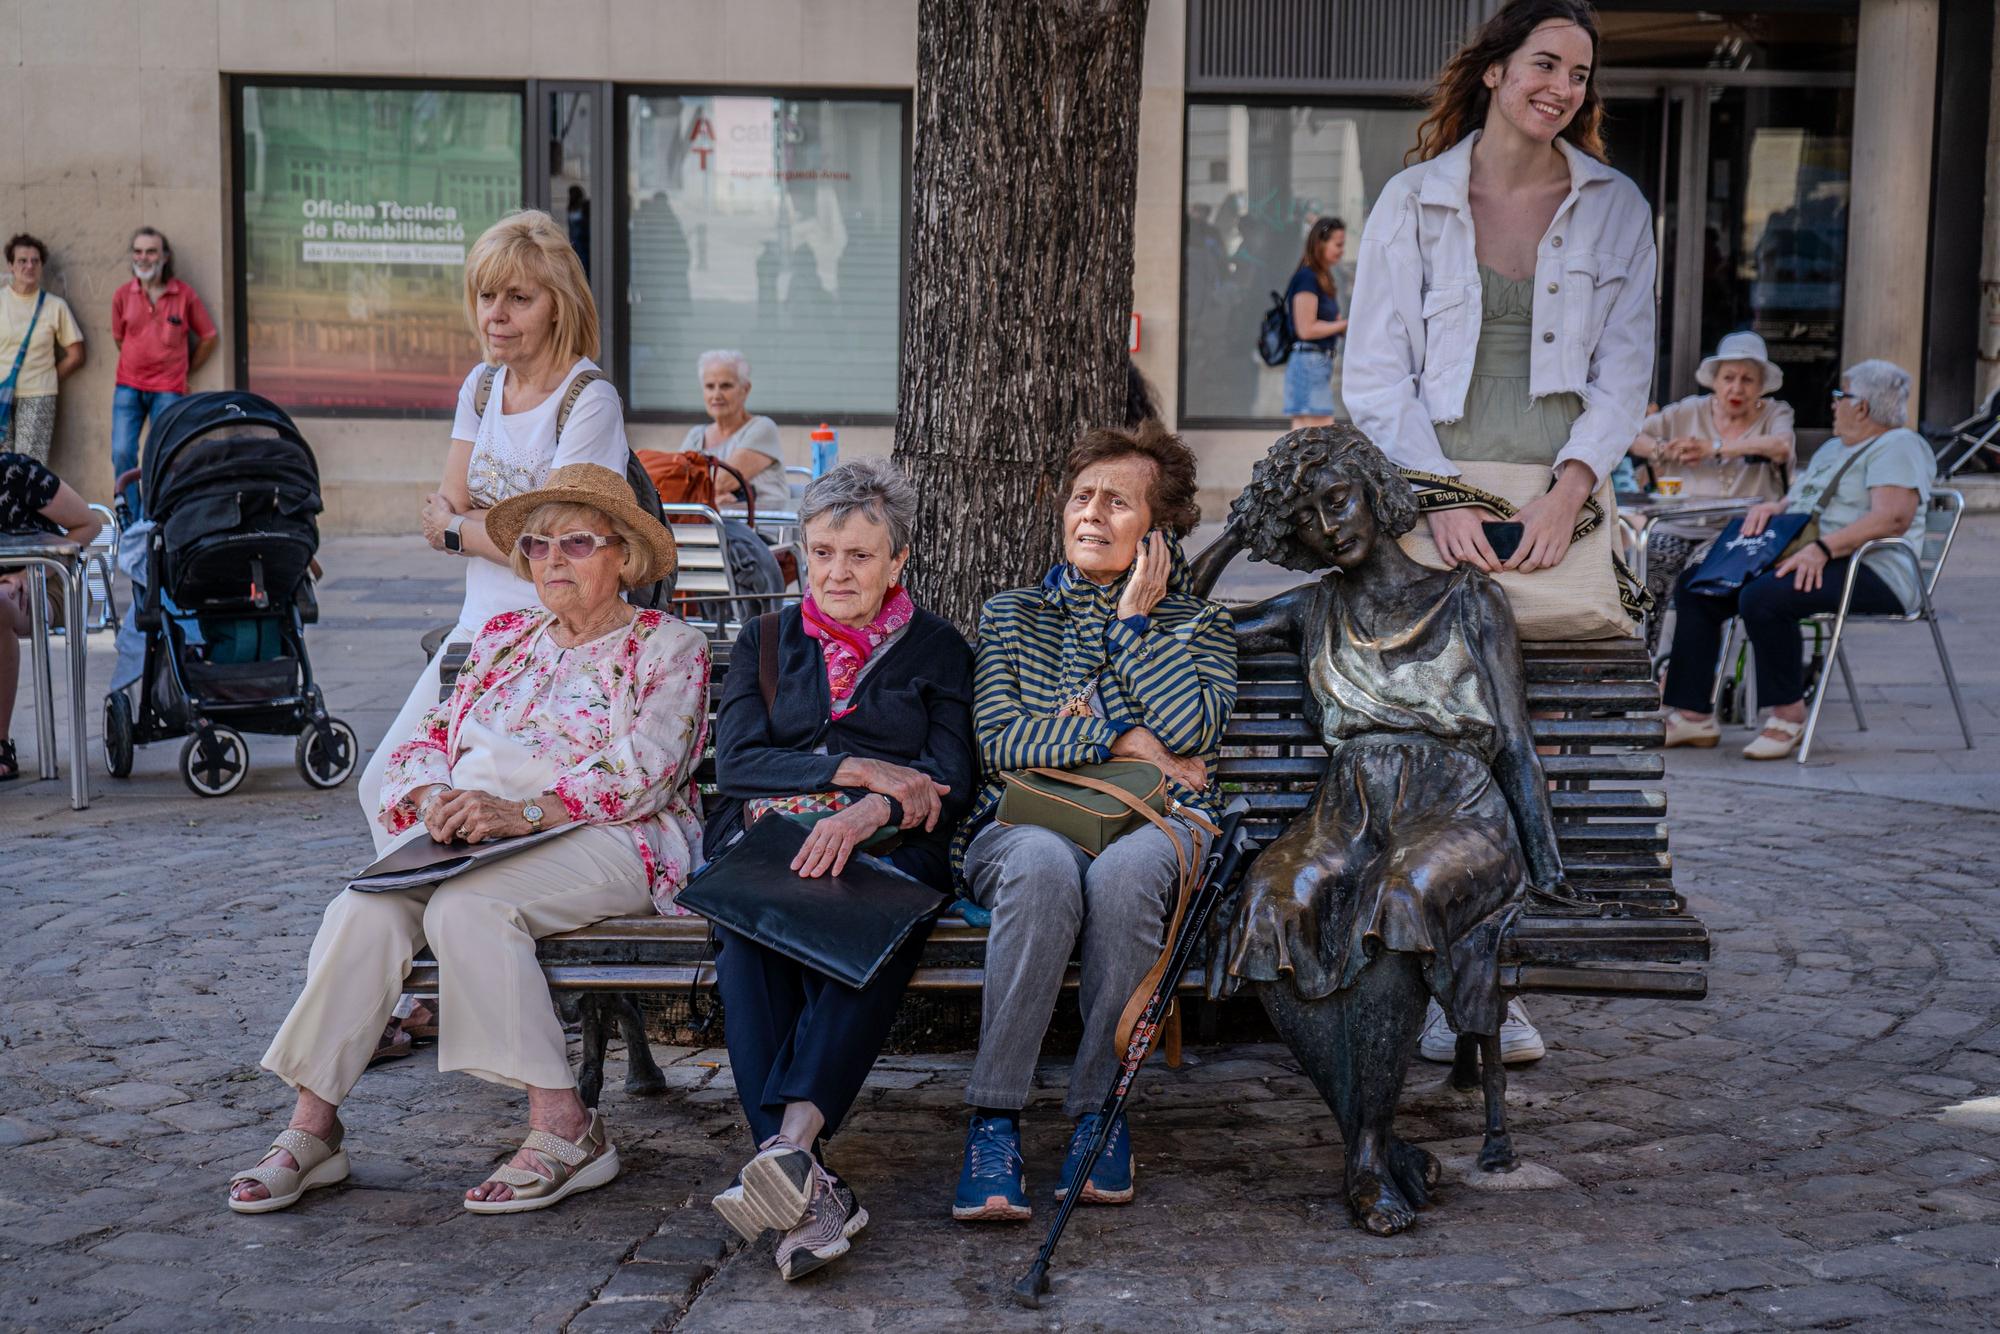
top-left (893, 0), bottom-right (1151, 632)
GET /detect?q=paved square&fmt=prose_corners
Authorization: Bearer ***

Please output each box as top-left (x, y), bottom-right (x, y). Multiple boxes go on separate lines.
top-left (4, 530), bottom-right (1999, 1330)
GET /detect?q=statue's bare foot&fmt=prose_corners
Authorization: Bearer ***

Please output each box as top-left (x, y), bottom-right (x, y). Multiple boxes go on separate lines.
top-left (1345, 1166), bottom-right (1418, 1236)
top-left (1477, 1129), bottom-right (1517, 1173)
top-left (1387, 1136), bottom-right (1441, 1207)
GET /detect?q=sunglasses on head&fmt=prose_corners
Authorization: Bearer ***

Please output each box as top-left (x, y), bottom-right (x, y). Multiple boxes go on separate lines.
top-left (517, 531), bottom-right (623, 561)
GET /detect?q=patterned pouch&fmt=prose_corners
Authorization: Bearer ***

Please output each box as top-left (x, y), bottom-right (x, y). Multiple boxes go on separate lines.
top-left (745, 791), bottom-right (902, 852)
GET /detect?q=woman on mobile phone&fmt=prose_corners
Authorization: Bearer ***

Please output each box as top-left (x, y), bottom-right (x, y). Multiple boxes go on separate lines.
top-left (1342, 0), bottom-right (1657, 1064)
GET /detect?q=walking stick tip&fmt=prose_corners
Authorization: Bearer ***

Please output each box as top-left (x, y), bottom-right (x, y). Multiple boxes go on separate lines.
top-left (1011, 1261), bottom-right (1050, 1308)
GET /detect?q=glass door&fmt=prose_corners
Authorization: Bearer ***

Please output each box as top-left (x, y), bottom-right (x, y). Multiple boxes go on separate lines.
top-left (1602, 75), bottom-right (1853, 430)
top-left (1696, 83), bottom-right (1854, 429)
top-left (1600, 85), bottom-right (1684, 409)
top-left (532, 82), bottom-right (614, 368)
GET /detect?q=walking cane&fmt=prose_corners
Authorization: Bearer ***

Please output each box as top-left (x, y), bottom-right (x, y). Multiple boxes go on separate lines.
top-left (1012, 804), bottom-right (1256, 1309)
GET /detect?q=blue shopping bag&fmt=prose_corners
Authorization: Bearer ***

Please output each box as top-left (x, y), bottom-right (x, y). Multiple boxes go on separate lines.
top-left (1682, 512), bottom-right (1813, 598)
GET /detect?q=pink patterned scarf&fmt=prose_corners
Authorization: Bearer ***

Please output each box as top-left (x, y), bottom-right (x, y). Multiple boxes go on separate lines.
top-left (801, 584), bottom-right (915, 719)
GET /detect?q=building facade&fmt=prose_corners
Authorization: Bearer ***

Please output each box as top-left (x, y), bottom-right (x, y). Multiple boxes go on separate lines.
top-left (11, 0), bottom-right (1995, 529)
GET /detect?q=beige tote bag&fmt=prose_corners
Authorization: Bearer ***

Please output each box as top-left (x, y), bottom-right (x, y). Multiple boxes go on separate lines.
top-left (1398, 462), bottom-right (1650, 642)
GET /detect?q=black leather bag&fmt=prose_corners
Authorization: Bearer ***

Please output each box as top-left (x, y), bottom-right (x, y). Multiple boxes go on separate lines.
top-left (675, 814), bottom-right (945, 990)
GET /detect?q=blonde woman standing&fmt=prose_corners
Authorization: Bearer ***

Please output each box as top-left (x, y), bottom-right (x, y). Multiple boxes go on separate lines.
top-left (357, 210), bottom-right (630, 853)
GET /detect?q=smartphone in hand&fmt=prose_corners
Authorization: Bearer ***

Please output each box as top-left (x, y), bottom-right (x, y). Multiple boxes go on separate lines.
top-left (1482, 521), bottom-right (1524, 564)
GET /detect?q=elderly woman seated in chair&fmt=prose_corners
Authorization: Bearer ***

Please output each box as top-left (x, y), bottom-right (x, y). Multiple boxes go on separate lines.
top-left (1197, 425), bottom-right (1569, 1236)
top-left (226, 463), bottom-right (709, 1216)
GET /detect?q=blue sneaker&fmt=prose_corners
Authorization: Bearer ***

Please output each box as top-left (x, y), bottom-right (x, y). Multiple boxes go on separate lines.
top-left (952, 1114), bottom-right (1031, 1221)
top-left (1054, 1111), bottom-right (1133, 1205)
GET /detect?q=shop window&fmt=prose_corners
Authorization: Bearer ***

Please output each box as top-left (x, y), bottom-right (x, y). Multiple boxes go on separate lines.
top-left (235, 81), bottom-right (524, 413)
top-left (624, 92), bottom-right (905, 419)
top-left (1180, 102), bottom-right (1423, 423)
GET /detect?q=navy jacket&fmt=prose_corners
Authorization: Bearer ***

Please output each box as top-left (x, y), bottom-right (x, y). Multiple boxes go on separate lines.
top-left (707, 605), bottom-right (977, 890)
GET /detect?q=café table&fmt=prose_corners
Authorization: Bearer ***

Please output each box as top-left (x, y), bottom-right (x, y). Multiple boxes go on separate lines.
top-left (0, 532), bottom-right (89, 809)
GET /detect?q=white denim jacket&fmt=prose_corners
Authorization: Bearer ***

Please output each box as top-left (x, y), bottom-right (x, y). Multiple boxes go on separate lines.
top-left (1344, 131), bottom-right (1657, 485)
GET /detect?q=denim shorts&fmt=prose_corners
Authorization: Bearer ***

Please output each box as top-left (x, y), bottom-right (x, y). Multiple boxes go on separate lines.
top-left (1282, 344), bottom-right (1337, 417)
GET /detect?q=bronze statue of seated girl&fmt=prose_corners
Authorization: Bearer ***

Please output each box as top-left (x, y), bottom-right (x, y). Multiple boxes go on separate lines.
top-left (1193, 425), bottom-right (1570, 1236)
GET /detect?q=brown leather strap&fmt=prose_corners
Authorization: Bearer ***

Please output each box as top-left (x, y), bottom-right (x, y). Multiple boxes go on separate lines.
top-left (473, 365), bottom-right (603, 442)
top-left (1019, 766), bottom-right (1218, 1055)
top-left (757, 611), bottom-right (781, 713)
top-left (554, 369), bottom-right (605, 438)
top-left (473, 363), bottom-right (497, 416)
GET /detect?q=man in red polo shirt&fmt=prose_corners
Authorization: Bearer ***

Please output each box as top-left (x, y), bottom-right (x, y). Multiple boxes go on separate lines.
top-left (110, 226), bottom-right (217, 516)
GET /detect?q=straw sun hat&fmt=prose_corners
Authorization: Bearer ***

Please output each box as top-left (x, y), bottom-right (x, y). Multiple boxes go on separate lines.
top-left (1695, 330), bottom-right (1784, 395)
top-left (486, 462), bottom-right (678, 587)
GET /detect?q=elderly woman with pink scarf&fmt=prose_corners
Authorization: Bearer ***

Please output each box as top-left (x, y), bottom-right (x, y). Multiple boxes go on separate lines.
top-left (702, 458), bottom-right (976, 1280)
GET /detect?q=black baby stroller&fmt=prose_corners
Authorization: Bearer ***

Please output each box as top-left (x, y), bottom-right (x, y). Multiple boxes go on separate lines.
top-left (103, 391), bottom-right (356, 797)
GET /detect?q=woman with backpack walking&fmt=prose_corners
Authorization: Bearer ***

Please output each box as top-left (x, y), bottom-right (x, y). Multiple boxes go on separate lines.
top-left (1282, 216), bottom-right (1350, 429)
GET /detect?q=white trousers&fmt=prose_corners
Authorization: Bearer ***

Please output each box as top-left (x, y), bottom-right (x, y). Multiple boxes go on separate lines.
top-left (357, 619), bottom-right (474, 855)
top-left (262, 824), bottom-right (650, 1103)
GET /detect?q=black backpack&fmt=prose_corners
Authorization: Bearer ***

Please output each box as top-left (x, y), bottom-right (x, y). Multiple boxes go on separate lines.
top-left (1256, 291), bottom-right (1291, 367)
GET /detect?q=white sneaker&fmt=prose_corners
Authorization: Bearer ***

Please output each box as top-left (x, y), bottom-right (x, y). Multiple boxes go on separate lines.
top-left (1417, 999), bottom-right (1458, 1062)
top-left (1498, 1000), bottom-right (1546, 1064)
top-left (1422, 998), bottom-right (1547, 1065)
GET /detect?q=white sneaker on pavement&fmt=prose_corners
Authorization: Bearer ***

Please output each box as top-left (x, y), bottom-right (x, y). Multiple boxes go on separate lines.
top-left (1418, 999), bottom-right (1457, 1063)
top-left (1499, 999), bottom-right (1546, 1063)
top-left (1418, 998), bottom-right (1547, 1064)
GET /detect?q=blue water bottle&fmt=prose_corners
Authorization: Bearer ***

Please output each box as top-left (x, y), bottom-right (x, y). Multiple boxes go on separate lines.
top-left (810, 422), bottom-right (838, 478)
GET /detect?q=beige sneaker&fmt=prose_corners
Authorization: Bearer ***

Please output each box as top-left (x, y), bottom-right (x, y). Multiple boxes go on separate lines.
top-left (1742, 715), bottom-right (1805, 761)
top-left (1662, 709), bottom-right (1720, 748)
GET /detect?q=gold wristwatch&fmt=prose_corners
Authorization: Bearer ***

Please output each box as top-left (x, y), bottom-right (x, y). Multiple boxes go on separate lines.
top-left (522, 801), bottom-right (545, 832)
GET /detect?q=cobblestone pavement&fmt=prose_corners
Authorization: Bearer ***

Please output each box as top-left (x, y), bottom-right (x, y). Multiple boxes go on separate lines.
top-left (3, 538), bottom-right (1999, 1330)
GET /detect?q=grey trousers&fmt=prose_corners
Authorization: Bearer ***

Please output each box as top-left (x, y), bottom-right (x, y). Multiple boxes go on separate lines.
top-left (961, 817), bottom-right (1207, 1118)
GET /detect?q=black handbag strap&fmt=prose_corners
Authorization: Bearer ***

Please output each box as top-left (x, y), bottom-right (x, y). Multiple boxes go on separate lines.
top-left (757, 611), bottom-right (780, 713)
top-left (1802, 436), bottom-right (1879, 520)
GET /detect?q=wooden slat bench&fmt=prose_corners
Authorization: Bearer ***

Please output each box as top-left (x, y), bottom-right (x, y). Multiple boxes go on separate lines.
top-left (404, 632), bottom-right (1709, 1103)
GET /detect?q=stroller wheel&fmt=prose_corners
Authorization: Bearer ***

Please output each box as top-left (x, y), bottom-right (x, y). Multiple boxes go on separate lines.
top-left (104, 691), bottom-right (135, 779)
top-left (180, 727), bottom-right (249, 798)
top-left (296, 718), bottom-right (358, 789)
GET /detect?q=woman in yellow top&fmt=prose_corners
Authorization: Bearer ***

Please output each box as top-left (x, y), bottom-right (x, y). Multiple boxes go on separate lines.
top-left (0, 235), bottom-right (86, 465)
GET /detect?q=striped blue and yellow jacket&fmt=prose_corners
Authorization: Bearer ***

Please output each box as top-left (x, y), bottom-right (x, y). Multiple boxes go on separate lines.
top-left (953, 538), bottom-right (1238, 880)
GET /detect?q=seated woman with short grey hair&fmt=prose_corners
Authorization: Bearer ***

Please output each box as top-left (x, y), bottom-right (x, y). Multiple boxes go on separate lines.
top-left (704, 457), bottom-right (976, 1280)
top-left (1659, 358), bottom-right (1933, 761)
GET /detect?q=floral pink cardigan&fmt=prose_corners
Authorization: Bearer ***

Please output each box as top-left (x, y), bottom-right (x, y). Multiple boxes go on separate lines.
top-left (379, 607), bottom-right (712, 913)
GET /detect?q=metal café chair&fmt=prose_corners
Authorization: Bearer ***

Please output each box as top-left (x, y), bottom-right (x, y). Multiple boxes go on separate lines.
top-left (0, 532), bottom-right (90, 808)
top-left (1707, 488), bottom-right (1975, 763)
top-left (1790, 488), bottom-right (1974, 763)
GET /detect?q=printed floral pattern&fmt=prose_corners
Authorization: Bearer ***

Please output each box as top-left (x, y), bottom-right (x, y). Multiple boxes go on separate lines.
top-left (380, 607), bottom-right (712, 914)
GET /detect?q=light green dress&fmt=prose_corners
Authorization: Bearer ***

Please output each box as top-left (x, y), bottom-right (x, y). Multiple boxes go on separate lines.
top-left (1433, 266), bottom-right (1583, 465)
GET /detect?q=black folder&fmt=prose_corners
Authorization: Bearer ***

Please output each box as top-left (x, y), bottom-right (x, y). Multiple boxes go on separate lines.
top-left (675, 815), bottom-right (946, 990)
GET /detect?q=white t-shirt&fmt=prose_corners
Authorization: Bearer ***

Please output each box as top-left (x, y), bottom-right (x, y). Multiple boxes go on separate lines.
top-left (448, 358), bottom-right (629, 631)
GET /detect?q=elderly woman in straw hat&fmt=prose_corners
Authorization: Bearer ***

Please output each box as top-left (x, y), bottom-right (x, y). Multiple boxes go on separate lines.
top-left (1626, 330), bottom-right (1797, 643)
top-left (228, 463), bottom-right (709, 1217)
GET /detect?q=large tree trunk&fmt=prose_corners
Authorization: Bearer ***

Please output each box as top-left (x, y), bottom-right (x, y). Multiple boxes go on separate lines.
top-left (893, 0), bottom-right (1151, 631)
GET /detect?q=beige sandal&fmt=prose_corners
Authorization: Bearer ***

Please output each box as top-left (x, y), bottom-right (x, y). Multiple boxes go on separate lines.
top-left (227, 1123), bottom-right (349, 1214)
top-left (463, 1110), bottom-right (620, 1215)
top-left (1743, 715), bottom-right (1805, 761)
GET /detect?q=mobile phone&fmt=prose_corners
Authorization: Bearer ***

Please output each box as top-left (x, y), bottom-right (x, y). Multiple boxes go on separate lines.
top-left (1482, 521), bottom-right (1524, 563)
